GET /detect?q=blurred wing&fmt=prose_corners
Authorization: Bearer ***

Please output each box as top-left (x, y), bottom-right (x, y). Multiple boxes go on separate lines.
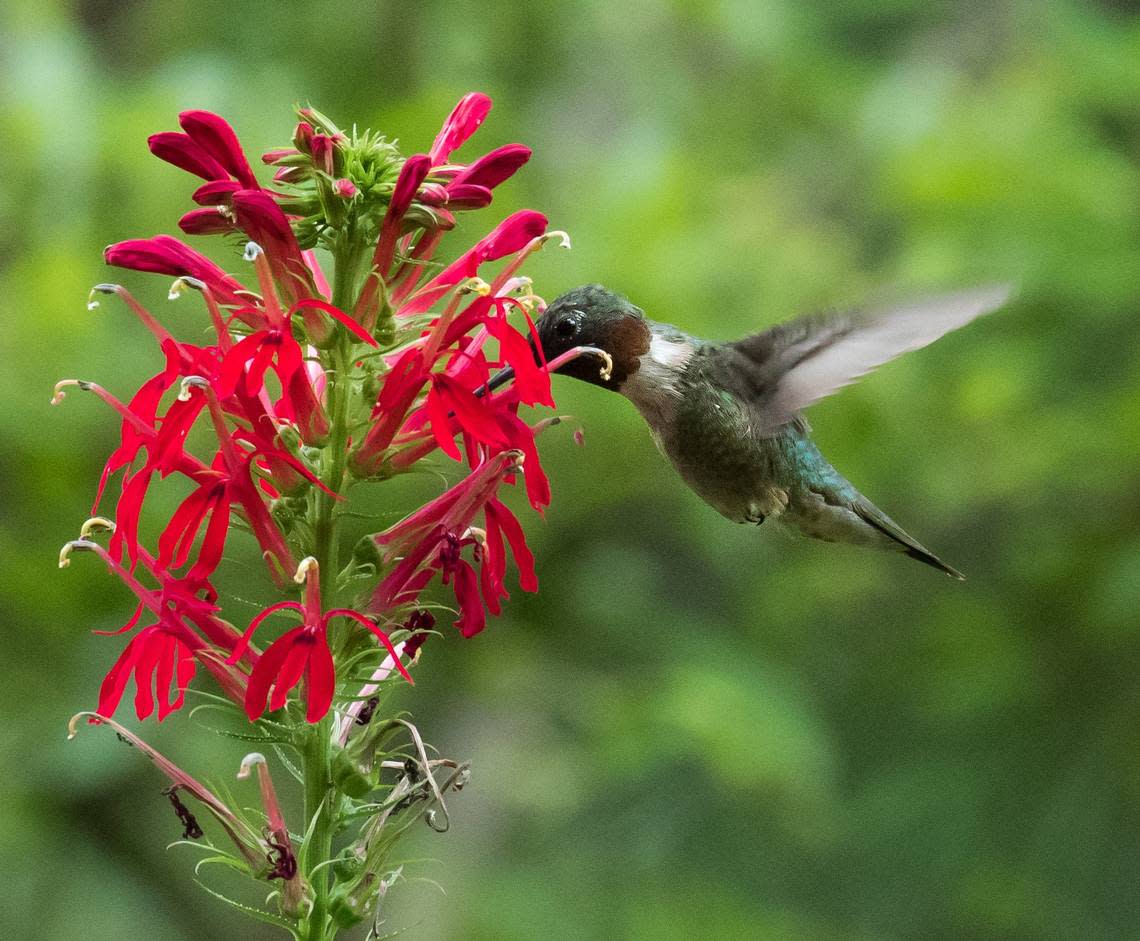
top-left (727, 285), bottom-right (1013, 434)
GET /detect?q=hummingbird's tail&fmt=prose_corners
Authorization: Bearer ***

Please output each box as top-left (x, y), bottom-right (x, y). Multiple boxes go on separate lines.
top-left (851, 499), bottom-right (965, 580)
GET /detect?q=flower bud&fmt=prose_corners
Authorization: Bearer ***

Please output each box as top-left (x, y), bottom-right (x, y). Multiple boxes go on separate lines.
top-left (310, 134), bottom-right (339, 175)
top-left (333, 178), bottom-right (358, 199)
top-left (292, 121), bottom-right (314, 152)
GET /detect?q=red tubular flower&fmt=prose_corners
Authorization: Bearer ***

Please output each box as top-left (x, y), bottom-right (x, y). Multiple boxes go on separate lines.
top-left (98, 623), bottom-right (198, 721)
top-left (309, 134), bottom-right (339, 174)
top-left (60, 536), bottom-right (249, 720)
top-left (355, 154), bottom-right (433, 329)
top-left (104, 235), bottom-right (254, 316)
top-left (369, 451), bottom-right (539, 632)
top-left (231, 190), bottom-right (320, 307)
top-left (232, 560), bottom-right (411, 723)
top-left (179, 206), bottom-right (237, 235)
top-left (429, 92), bottom-right (492, 164)
top-left (400, 210), bottom-right (548, 315)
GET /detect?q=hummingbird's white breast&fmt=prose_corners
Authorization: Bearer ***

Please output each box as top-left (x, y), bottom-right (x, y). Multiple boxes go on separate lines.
top-left (618, 331), bottom-right (696, 450)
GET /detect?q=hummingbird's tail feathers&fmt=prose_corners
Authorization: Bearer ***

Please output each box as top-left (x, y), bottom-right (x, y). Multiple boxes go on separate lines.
top-left (851, 500), bottom-right (966, 580)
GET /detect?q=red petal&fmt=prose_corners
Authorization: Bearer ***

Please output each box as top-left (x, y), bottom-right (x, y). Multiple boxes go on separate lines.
top-left (244, 626), bottom-right (306, 720)
top-left (429, 93), bottom-right (492, 164)
top-left (270, 635), bottom-right (312, 713)
top-left (179, 110), bottom-right (258, 188)
top-left (303, 631), bottom-right (336, 722)
top-left (147, 132), bottom-right (229, 181)
top-left (437, 375), bottom-right (510, 448)
top-left (229, 601), bottom-right (304, 663)
top-left (192, 179), bottom-right (242, 205)
top-left (426, 383), bottom-right (461, 460)
top-left (327, 609), bottom-right (414, 683)
top-left (187, 490), bottom-right (232, 581)
top-left (452, 560), bottom-right (485, 637)
top-left (451, 143), bottom-right (532, 190)
top-left (488, 498), bottom-right (537, 591)
top-left (97, 630), bottom-right (145, 718)
top-left (291, 298), bottom-right (378, 347)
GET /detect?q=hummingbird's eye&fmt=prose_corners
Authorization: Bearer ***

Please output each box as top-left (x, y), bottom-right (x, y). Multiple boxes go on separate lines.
top-left (555, 313), bottom-right (581, 339)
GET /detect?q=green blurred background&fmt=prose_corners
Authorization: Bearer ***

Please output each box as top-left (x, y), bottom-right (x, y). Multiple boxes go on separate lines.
top-left (4, 0), bottom-right (1140, 938)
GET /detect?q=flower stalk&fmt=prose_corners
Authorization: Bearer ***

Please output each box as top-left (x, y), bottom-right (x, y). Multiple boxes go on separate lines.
top-left (60, 95), bottom-right (566, 939)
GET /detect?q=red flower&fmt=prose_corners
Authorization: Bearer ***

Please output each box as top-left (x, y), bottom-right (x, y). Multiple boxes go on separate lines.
top-left (369, 451), bottom-right (539, 635)
top-left (401, 210), bottom-right (548, 315)
top-left (232, 559), bottom-right (411, 722)
top-left (105, 235), bottom-right (252, 313)
top-left (98, 623), bottom-right (199, 721)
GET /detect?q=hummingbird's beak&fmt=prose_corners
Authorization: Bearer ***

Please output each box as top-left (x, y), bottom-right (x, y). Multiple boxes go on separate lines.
top-left (474, 366), bottom-right (516, 398)
top-left (473, 331), bottom-right (542, 398)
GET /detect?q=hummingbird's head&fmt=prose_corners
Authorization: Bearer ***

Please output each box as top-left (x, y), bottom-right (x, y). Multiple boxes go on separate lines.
top-left (533, 284), bottom-right (650, 389)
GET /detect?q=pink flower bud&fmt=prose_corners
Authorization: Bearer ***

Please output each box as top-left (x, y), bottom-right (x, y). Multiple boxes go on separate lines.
top-left (293, 121), bottom-right (314, 151)
top-left (429, 92), bottom-right (492, 164)
top-left (444, 183), bottom-right (493, 210)
top-left (333, 178), bottom-right (357, 199)
top-left (178, 207), bottom-right (236, 236)
top-left (309, 134), bottom-right (337, 175)
top-left (178, 110), bottom-right (259, 189)
top-left (452, 143), bottom-right (532, 190)
top-left (147, 132), bottom-right (228, 181)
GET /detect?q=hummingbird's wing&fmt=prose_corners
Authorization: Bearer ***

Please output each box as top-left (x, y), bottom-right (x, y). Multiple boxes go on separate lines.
top-left (723, 284), bottom-right (1013, 435)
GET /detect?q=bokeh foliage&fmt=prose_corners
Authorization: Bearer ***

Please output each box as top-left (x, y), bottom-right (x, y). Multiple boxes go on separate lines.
top-left (3, 0), bottom-right (1140, 938)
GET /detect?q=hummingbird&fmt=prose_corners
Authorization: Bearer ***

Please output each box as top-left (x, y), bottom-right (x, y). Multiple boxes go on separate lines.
top-left (487, 283), bottom-right (1011, 579)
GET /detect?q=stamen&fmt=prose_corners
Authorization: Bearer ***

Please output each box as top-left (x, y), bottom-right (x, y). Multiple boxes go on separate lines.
top-left (293, 556), bottom-right (319, 585)
top-left (87, 283), bottom-right (120, 310)
top-left (539, 230), bottom-right (572, 250)
top-left (79, 517), bottom-right (116, 539)
top-left (461, 526), bottom-right (487, 548)
top-left (58, 538), bottom-right (98, 568)
top-left (50, 378), bottom-right (91, 405)
top-left (544, 346), bottom-right (614, 381)
top-left (457, 277), bottom-right (491, 297)
top-left (236, 752), bottom-right (267, 779)
top-left (86, 283), bottom-right (176, 346)
top-left (515, 293), bottom-right (543, 312)
top-left (177, 375), bottom-right (210, 401)
top-left (244, 241), bottom-right (285, 326)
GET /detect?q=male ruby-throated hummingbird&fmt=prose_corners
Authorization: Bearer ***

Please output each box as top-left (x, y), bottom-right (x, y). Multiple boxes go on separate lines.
top-left (488, 283), bottom-right (1011, 578)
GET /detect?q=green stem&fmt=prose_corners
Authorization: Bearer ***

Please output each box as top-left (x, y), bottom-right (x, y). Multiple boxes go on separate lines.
top-left (302, 239), bottom-right (362, 941)
top-left (302, 717), bottom-right (333, 940)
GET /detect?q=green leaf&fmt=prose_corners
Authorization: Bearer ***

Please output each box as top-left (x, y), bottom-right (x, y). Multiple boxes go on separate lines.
top-left (193, 879), bottom-right (299, 936)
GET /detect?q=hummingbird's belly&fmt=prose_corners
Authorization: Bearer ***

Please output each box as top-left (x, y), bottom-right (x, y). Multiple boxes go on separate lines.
top-left (663, 420), bottom-right (794, 524)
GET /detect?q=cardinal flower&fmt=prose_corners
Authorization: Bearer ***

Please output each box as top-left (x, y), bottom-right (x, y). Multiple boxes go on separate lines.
top-left (231, 558), bottom-right (411, 723)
